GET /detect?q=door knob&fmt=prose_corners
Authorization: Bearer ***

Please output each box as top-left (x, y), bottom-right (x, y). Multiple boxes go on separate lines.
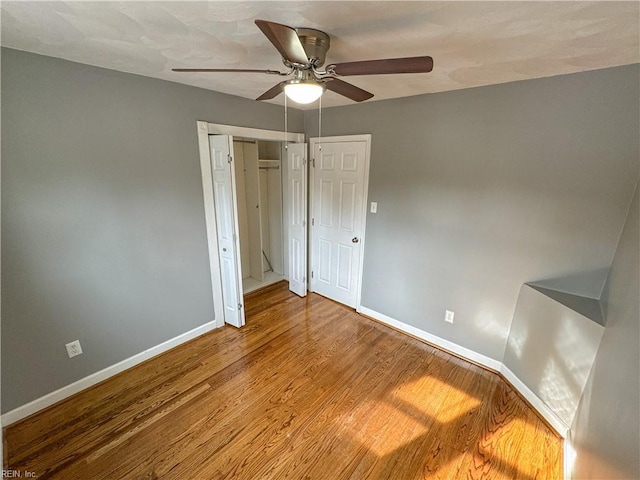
top-left (352, 237), bottom-right (359, 243)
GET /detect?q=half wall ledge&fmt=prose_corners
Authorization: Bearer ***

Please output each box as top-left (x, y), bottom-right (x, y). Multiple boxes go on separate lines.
top-left (527, 284), bottom-right (605, 327)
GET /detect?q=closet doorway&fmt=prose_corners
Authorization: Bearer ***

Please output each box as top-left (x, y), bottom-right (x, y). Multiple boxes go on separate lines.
top-left (233, 139), bottom-right (284, 293)
top-left (197, 122), bottom-right (305, 328)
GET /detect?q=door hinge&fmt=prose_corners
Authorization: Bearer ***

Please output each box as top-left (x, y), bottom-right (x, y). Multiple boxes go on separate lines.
top-left (311, 271), bottom-right (314, 278)
top-left (233, 233), bottom-right (238, 241)
top-left (227, 154), bottom-right (233, 163)
top-left (311, 218), bottom-right (315, 226)
top-left (312, 158), bottom-right (316, 168)
top-left (302, 276), bottom-right (306, 283)
top-left (238, 303), bottom-right (243, 310)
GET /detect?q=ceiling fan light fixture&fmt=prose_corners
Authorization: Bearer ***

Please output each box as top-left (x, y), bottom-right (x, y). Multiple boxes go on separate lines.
top-left (284, 80), bottom-right (325, 104)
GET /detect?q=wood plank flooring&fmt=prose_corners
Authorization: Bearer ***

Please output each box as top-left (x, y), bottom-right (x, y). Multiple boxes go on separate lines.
top-left (4, 282), bottom-right (562, 479)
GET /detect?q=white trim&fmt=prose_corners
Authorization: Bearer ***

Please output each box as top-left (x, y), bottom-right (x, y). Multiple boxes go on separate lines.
top-left (563, 435), bottom-right (576, 480)
top-left (207, 122), bottom-right (304, 143)
top-left (309, 134), bottom-right (372, 310)
top-left (500, 364), bottom-right (570, 438)
top-left (1, 320), bottom-right (218, 426)
top-left (358, 305), bottom-right (502, 371)
top-left (197, 122), bottom-right (225, 328)
top-left (357, 305), bottom-right (570, 439)
top-left (197, 121), bottom-right (305, 324)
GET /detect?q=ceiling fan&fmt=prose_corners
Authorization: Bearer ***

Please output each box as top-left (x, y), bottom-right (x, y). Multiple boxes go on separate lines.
top-left (173, 19), bottom-right (434, 104)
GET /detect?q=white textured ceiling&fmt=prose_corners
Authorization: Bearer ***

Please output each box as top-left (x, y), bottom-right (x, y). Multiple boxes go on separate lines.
top-left (1, 1), bottom-right (639, 109)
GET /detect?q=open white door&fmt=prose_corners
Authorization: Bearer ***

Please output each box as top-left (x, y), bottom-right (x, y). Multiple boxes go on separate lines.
top-left (287, 143), bottom-right (308, 297)
top-left (209, 135), bottom-right (245, 327)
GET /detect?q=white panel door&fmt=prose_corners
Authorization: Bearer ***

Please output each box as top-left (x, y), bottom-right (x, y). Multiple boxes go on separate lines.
top-left (209, 135), bottom-right (245, 328)
top-left (311, 140), bottom-right (368, 308)
top-left (287, 143), bottom-right (308, 297)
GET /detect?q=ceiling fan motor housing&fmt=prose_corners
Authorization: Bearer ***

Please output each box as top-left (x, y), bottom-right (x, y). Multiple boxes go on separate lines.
top-left (295, 28), bottom-right (330, 67)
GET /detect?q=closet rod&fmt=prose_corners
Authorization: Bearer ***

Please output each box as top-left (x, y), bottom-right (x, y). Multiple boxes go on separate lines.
top-left (259, 166), bottom-right (280, 170)
top-left (234, 139), bottom-right (257, 144)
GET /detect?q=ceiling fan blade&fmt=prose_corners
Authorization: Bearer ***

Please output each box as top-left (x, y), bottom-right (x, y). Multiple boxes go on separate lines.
top-left (256, 81), bottom-right (288, 101)
top-left (325, 78), bottom-right (373, 102)
top-left (330, 56), bottom-right (433, 76)
top-left (255, 19), bottom-right (309, 65)
top-left (172, 68), bottom-right (286, 75)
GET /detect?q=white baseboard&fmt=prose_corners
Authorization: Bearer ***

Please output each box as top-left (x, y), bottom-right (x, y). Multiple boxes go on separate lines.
top-left (4, 306), bottom-right (572, 443)
top-left (500, 365), bottom-right (569, 437)
top-left (357, 305), bottom-right (569, 440)
top-left (357, 306), bottom-right (503, 371)
top-left (563, 435), bottom-right (576, 480)
top-left (2, 319), bottom-right (221, 426)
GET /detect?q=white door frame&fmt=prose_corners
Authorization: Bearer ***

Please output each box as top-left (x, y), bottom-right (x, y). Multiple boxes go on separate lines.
top-left (196, 121), bottom-right (304, 327)
top-left (309, 134), bottom-right (372, 311)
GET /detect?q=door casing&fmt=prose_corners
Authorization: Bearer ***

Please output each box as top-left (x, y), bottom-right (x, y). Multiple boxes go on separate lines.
top-left (196, 121), bottom-right (304, 327)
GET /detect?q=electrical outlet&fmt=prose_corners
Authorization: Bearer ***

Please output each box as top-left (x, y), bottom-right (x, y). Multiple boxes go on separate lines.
top-left (445, 310), bottom-right (455, 324)
top-left (65, 340), bottom-right (83, 358)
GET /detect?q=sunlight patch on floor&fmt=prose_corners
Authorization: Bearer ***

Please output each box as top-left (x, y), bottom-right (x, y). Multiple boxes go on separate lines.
top-left (336, 399), bottom-right (429, 457)
top-left (392, 375), bottom-right (481, 423)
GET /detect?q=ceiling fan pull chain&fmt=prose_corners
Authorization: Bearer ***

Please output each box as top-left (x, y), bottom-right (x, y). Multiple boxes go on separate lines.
top-left (284, 93), bottom-right (288, 151)
top-left (318, 94), bottom-right (322, 152)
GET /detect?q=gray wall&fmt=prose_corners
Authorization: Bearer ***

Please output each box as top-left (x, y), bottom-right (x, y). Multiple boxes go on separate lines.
top-left (1, 48), bottom-right (303, 412)
top-left (3, 45), bottom-right (638, 440)
top-left (305, 64), bottom-right (639, 361)
top-left (504, 284), bottom-right (605, 428)
top-left (571, 181), bottom-right (639, 480)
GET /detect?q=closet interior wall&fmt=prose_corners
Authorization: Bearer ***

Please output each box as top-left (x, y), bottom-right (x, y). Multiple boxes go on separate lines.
top-left (233, 139), bottom-right (284, 291)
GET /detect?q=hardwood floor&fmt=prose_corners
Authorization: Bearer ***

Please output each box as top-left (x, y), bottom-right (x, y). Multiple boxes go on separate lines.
top-left (4, 282), bottom-right (562, 479)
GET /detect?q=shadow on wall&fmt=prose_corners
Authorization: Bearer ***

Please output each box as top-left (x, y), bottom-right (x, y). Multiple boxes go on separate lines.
top-left (527, 267), bottom-right (610, 318)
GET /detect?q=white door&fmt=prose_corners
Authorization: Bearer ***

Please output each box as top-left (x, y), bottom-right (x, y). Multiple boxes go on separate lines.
top-left (310, 138), bottom-right (369, 308)
top-left (287, 143), bottom-right (308, 297)
top-left (209, 134), bottom-right (245, 327)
